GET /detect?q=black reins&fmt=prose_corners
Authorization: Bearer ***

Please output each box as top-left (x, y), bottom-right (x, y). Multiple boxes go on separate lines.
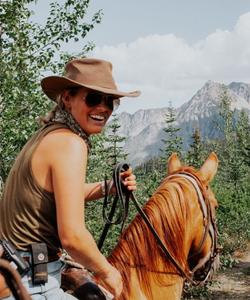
top-left (98, 162), bottom-right (218, 285)
top-left (98, 163), bottom-right (131, 250)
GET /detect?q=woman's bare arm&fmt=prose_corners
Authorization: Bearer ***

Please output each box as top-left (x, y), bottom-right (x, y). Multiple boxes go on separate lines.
top-left (47, 132), bottom-right (122, 296)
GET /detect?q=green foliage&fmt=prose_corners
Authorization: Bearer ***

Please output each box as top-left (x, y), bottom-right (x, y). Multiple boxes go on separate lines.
top-left (87, 132), bottom-right (110, 182)
top-left (0, 0), bottom-right (102, 182)
top-left (214, 181), bottom-right (250, 255)
top-left (160, 101), bottom-right (183, 164)
top-left (185, 128), bottom-right (206, 168)
top-left (215, 90), bottom-right (248, 188)
top-left (236, 110), bottom-right (250, 167)
top-left (105, 114), bottom-right (128, 173)
top-left (182, 282), bottom-right (211, 300)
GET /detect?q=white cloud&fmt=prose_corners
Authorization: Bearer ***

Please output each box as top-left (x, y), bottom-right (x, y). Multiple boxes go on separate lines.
top-left (91, 12), bottom-right (250, 113)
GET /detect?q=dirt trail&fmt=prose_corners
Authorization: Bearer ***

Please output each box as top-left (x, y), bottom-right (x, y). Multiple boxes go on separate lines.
top-left (209, 244), bottom-right (250, 299)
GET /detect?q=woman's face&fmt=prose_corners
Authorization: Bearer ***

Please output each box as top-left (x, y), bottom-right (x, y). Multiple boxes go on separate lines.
top-left (62, 87), bottom-right (113, 135)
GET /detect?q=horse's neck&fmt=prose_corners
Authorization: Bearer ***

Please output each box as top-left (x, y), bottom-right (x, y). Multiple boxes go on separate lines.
top-left (108, 177), bottom-right (203, 300)
top-left (125, 269), bottom-right (183, 300)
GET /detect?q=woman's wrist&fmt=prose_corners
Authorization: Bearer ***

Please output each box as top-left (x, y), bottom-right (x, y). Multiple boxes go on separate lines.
top-left (100, 180), bottom-right (116, 196)
top-left (94, 263), bottom-right (114, 278)
top-left (100, 180), bottom-right (106, 196)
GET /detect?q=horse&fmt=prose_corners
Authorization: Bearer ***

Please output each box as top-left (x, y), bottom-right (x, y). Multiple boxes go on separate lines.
top-left (62, 152), bottom-right (219, 300)
top-left (98, 152), bottom-right (219, 300)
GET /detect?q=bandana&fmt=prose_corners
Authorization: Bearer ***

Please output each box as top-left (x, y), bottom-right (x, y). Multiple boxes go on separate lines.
top-left (49, 106), bottom-right (91, 151)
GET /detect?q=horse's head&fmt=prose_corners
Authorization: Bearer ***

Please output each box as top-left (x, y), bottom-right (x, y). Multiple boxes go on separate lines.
top-left (167, 152), bottom-right (219, 284)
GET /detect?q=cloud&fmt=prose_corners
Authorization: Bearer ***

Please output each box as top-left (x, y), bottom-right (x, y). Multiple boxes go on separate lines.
top-left (91, 12), bottom-right (250, 113)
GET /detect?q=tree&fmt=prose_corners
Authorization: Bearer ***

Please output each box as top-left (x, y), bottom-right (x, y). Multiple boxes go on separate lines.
top-left (86, 132), bottom-right (109, 183)
top-left (0, 0), bottom-right (102, 181)
top-left (186, 128), bottom-right (205, 168)
top-left (216, 89), bottom-right (246, 189)
top-left (105, 114), bottom-right (127, 173)
top-left (236, 110), bottom-right (250, 167)
top-left (160, 101), bottom-right (183, 163)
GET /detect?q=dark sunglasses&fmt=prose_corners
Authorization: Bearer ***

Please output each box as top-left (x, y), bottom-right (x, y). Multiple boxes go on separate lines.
top-left (84, 92), bottom-right (120, 111)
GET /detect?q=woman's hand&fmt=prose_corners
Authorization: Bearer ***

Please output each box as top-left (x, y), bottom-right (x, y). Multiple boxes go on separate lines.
top-left (120, 167), bottom-right (137, 191)
top-left (95, 265), bottom-right (123, 298)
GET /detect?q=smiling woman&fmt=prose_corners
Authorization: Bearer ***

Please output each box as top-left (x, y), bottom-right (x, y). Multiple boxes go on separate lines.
top-left (0, 58), bottom-right (140, 299)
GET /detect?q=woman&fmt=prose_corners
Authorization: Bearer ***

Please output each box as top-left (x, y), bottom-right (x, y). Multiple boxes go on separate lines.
top-left (0, 58), bottom-right (140, 299)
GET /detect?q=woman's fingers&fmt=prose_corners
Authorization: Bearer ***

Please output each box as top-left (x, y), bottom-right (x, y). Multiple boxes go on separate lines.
top-left (121, 167), bottom-right (137, 191)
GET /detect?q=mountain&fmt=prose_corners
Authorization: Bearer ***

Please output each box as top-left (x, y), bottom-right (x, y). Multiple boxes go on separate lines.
top-left (112, 81), bottom-right (250, 166)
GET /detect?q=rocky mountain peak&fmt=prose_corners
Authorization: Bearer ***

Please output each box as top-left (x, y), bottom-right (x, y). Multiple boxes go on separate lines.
top-left (228, 82), bottom-right (250, 104)
top-left (111, 80), bottom-right (250, 166)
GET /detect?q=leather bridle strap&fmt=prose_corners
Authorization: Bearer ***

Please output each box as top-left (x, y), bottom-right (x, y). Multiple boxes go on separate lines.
top-left (129, 192), bottom-right (195, 283)
top-left (173, 173), bottom-right (211, 256)
top-left (168, 172), bottom-right (218, 282)
top-left (98, 162), bottom-right (195, 283)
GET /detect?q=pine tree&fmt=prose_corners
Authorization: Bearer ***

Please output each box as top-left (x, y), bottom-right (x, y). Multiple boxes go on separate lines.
top-left (87, 132), bottom-right (109, 183)
top-left (160, 101), bottom-right (183, 164)
top-left (236, 110), bottom-right (250, 167)
top-left (186, 128), bottom-right (205, 168)
top-left (105, 114), bottom-right (127, 173)
top-left (216, 89), bottom-right (246, 189)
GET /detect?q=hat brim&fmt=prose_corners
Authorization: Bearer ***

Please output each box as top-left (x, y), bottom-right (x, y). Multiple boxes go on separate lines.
top-left (41, 76), bottom-right (141, 101)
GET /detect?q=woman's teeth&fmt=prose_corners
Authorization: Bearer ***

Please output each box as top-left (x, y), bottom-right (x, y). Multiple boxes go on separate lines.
top-left (90, 114), bottom-right (105, 121)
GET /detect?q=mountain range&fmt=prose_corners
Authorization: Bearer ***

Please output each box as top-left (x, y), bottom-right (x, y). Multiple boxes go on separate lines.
top-left (112, 81), bottom-right (250, 166)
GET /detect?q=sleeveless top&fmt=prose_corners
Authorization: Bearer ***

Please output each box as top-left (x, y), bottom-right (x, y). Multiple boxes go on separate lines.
top-left (0, 123), bottom-right (79, 256)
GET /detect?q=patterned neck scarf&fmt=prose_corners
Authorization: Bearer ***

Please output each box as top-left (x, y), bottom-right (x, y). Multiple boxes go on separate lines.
top-left (49, 106), bottom-right (91, 151)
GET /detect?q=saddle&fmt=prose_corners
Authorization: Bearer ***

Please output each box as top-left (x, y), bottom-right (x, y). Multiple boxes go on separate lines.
top-left (0, 246), bottom-right (31, 300)
top-left (0, 245), bottom-right (11, 299)
top-left (0, 271), bottom-right (10, 299)
top-left (61, 265), bottom-right (108, 300)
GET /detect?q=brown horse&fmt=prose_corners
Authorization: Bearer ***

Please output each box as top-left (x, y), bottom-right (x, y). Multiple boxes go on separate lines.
top-left (96, 152), bottom-right (219, 300)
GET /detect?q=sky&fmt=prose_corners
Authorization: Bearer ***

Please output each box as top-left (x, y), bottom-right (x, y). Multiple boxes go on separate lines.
top-left (34, 0), bottom-right (250, 113)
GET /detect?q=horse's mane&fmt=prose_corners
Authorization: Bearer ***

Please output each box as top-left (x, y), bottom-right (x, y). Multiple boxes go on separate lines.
top-left (108, 167), bottom-right (203, 300)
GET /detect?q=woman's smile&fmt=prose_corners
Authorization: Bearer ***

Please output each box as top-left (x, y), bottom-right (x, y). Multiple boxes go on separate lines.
top-left (89, 113), bottom-right (107, 123)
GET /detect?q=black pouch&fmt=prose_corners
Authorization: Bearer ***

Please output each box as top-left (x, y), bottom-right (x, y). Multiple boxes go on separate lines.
top-left (30, 243), bottom-right (48, 285)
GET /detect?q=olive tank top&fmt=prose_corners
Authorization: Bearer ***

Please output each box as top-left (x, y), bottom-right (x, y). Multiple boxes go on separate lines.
top-left (0, 123), bottom-right (70, 256)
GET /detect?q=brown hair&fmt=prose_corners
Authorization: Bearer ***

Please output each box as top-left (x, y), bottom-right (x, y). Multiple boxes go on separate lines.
top-left (40, 87), bottom-right (80, 124)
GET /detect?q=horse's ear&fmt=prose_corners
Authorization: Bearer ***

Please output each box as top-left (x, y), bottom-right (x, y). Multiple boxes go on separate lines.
top-left (168, 153), bottom-right (182, 174)
top-left (199, 152), bottom-right (218, 182)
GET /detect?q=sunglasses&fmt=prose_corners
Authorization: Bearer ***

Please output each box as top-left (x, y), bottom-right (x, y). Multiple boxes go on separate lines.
top-left (84, 92), bottom-right (120, 111)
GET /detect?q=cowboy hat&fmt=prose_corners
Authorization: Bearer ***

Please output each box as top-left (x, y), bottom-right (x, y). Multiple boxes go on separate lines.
top-left (41, 58), bottom-right (141, 101)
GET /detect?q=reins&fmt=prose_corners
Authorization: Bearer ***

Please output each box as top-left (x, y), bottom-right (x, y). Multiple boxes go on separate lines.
top-left (98, 163), bottom-right (131, 250)
top-left (98, 163), bottom-right (218, 285)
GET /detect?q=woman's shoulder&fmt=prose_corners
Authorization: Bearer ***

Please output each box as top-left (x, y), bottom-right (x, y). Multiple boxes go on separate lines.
top-left (41, 128), bottom-right (88, 155)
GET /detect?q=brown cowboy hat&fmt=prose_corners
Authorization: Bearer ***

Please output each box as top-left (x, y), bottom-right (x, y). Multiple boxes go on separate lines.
top-left (41, 58), bottom-right (141, 101)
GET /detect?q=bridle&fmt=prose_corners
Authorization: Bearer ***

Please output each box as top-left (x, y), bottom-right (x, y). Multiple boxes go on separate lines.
top-left (166, 172), bottom-right (219, 284)
top-left (98, 163), bottom-right (219, 285)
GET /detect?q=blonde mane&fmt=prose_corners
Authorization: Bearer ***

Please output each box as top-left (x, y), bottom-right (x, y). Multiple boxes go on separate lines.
top-left (108, 167), bottom-right (205, 300)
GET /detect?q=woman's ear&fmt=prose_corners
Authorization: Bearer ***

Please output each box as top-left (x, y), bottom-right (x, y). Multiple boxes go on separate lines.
top-left (61, 90), bottom-right (71, 110)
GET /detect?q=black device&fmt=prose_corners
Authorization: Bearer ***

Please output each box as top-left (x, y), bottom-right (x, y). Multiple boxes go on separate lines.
top-left (0, 239), bottom-right (30, 276)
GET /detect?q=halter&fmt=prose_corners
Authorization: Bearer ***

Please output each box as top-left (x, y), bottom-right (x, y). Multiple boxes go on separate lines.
top-left (166, 172), bottom-right (219, 284)
top-left (99, 163), bottom-right (219, 285)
